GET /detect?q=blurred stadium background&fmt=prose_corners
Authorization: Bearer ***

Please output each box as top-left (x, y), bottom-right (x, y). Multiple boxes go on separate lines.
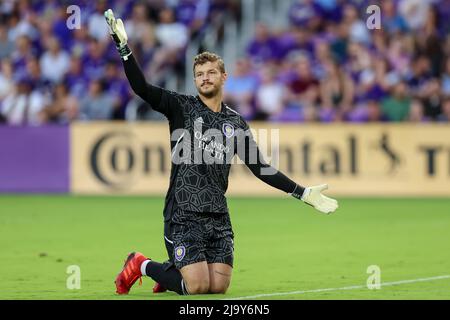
top-left (1, 0), bottom-right (450, 300)
top-left (1, 0), bottom-right (450, 124)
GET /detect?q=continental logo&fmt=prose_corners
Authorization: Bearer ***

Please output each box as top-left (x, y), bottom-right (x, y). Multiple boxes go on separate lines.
top-left (89, 132), bottom-right (167, 189)
top-left (87, 131), bottom-right (411, 188)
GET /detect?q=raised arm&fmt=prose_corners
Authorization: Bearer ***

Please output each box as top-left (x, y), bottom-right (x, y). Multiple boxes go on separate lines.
top-left (104, 9), bottom-right (166, 115)
top-left (122, 54), bottom-right (163, 110)
top-left (237, 127), bottom-right (339, 214)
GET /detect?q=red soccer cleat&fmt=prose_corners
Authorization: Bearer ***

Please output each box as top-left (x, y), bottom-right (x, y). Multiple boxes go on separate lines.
top-left (115, 252), bottom-right (148, 295)
top-left (153, 282), bottom-right (167, 293)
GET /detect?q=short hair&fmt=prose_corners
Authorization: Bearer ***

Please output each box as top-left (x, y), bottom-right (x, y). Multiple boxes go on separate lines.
top-left (193, 51), bottom-right (226, 74)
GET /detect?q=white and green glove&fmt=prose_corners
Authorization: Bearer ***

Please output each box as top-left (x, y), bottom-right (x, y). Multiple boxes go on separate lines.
top-left (104, 9), bottom-right (131, 60)
top-left (292, 184), bottom-right (339, 214)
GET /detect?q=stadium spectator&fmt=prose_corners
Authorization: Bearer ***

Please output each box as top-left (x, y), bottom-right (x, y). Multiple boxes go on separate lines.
top-left (0, 22), bottom-right (14, 59)
top-left (79, 79), bottom-right (115, 121)
top-left (277, 26), bottom-right (314, 61)
top-left (408, 98), bottom-right (427, 122)
top-left (420, 78), bottom-right (442, 120)
top-left (398, 0), bottom-right (431, 32)
top-left (70, 23), bottom-right (90, 57)
top-left (441, 57), bottom-right (450, 96)
top-left (381, 81), bottom-right (411, 122)
top-left (373, 56), bottom-right (399, 94)
top-left (88, 0), bottom-right (111, 42)
top-left (386, 34), bottom-right (412, 78)
top-left (365, 99), bottom-right (389, 122)
top-left (282, 54), bottom-right (320, 122)
top-left (51, 5), bottom-right (74, 51)
top-left (39, 36), bottom-right (70, 83)
top-left (26, 56), bottom-right (50, 95)
top-left (40, 82), bottom-right (79, 124)
top-left (0, 75), bottom-right (48, 125)
top-left (253, 66), bottom-right (286, 121)
top-left (103, 59), bottom-right (132, 120)
top-left (125, 2), bottom-right (152, 43)
top-left (148, 7), bottom-right (189, 86)
top-left (246, 23), bottom-right (280, 64)
top-left (406, 55), bottom-right (432, 98)
top-left (174, 0), bottom-right (210, 37)
top-left (0, 59), bottom-right (13, 100)
top-left (288, 0), bottom-right (323, 31)
top-left (6, 11), bottom-right (37, 42)
top-left (287, 55), bottom-right (319, 102)
top-left (319, 58), bottom-right (354, 121)
top-left (415, 4), bottom-right (444, 78)
top-left (82, 37), bottom-right (107, 81)
top-left (329, 19), bottom-right (351, 65)
top-left (133, 21), bottom-right (157, 68)
top-left (381, 0), bottom-right (409, 34)
top-left (11, 34), bottom-right (35, 76)
top-left (342, 3), bottom-right (370, 45)
top-left (437, 97), bottom-right (450, 121)
top-left (224, 58), bottom-right (258, 119)
top-left (155, 7), bottom-right (189, 50)
top-left (64, 55), bottom-right (89, 100)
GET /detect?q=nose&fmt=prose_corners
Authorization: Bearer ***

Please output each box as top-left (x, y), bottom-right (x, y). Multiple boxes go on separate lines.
top-left (200, 74), bottom-right (210, 82)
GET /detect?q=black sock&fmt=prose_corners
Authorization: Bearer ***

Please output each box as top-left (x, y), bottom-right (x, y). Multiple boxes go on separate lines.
top-left (145, 261), bottom-right (188, 295)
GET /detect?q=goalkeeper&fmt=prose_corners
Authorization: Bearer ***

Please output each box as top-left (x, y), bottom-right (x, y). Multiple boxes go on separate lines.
top-left (105, 9), bottom-right (339, 296)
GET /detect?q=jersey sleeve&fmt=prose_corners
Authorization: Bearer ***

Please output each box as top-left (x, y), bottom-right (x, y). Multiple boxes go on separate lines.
top-left (122, 54), bottom-right (181, 120)
top-left (236, 120), bottom-right (303, 195)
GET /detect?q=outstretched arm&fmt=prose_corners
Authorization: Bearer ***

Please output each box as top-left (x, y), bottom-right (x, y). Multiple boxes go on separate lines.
top-left (238, 129), bottom-right (339, 214)
top-left (104, 9), bottom-right (166, 116)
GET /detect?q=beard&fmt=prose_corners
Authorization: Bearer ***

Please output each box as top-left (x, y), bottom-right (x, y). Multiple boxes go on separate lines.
top-left (198, 83), bottom-right (220, 98)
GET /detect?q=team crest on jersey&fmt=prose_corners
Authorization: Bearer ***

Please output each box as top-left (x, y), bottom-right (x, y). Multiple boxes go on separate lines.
top-left (175, 246), bottom-right (186, 261)
top-left (222, 123), bottom-right (235, 138)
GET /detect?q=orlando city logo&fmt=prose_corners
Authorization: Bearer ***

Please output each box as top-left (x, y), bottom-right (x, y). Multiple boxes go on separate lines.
top-left (222, 123), bottom-right (235, 138)
top-left (175, 246), bottom-right (186, 261)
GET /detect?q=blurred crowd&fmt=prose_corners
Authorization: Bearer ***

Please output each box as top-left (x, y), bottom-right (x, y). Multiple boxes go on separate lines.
top-left (225, 0), bottom-right (450, 122)
top-left (1, 0), bottom-right (450, 125)
top-left (0, 0), bottom-right (237, 124)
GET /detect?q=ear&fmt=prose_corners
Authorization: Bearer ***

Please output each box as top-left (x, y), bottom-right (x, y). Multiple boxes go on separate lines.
top-left (222, 72), bottom-right (228, 82)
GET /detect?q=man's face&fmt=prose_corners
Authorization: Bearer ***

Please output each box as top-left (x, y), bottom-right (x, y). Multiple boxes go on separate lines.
top-left (194, 61), bottom-right (227, 98)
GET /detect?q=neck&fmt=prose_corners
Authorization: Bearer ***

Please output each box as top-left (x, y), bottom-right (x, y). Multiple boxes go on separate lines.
top-left (199, 93), bottom-right (223, 113)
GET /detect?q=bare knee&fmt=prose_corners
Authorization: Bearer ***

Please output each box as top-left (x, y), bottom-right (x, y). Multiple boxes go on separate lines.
top-left (180, 262), bottom-right (210, 295)
top-left (185, 279), bottom-right (210, 295)
top-left (208, 263), bottom-right (233, 294)
top-left (209, 279), bottom-right (230, 294)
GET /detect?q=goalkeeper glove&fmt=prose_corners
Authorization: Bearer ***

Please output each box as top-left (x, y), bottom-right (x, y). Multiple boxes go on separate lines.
top-left (104, 9), bottom-right (131, 60)
top-left (291, 184), bottom-right (338, 214)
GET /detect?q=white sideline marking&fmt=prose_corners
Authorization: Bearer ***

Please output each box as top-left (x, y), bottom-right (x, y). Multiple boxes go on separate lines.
top-left (225, 275), bottom-right (450, 300)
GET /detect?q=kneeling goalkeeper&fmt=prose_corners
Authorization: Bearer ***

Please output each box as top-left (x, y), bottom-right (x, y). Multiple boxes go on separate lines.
top-left (105, 9), bottom-right (339, 296)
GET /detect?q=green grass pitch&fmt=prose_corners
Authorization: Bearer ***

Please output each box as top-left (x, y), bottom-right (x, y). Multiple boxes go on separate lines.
top-left (1, 195), bottom-right (449, 300)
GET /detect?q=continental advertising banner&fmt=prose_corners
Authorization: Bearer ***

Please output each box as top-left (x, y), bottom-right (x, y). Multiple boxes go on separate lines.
top-left (71, 123), bottom-right (450, 197)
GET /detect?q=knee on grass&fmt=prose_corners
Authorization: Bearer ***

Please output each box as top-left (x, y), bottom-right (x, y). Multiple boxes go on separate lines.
top-left (209, 283), bottom-right (229, 294)
top-left (185, 279), bottom-right (210, 295)
top-left (185, 280), bottom-right (229, 295)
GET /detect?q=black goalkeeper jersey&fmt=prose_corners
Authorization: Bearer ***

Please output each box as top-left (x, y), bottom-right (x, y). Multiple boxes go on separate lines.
top-left (123, 55), bottom-right (300, 216)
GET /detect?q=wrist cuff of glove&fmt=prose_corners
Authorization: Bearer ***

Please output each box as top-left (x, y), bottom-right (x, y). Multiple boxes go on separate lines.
top-left (289, 184), bottom-right (306, 200)
top-left (117, 44), bottom-right (131, 60)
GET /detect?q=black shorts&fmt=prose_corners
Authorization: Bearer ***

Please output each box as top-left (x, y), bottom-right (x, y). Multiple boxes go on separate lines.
top-left (164, 208), bottom-right (234, 269)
